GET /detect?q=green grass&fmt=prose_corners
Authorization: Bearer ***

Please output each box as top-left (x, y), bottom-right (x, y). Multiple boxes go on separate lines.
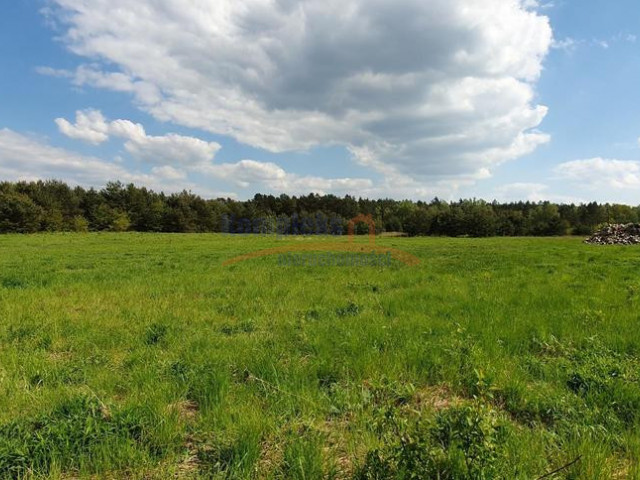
top-left (0, 233), bottom-right (639, 479)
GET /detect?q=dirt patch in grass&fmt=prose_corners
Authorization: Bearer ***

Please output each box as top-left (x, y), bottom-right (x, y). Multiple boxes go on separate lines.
top-left (168, 400), bottom-right (199, 423)
top-left (175, 438), bottom-right (200, 480)
top-left (255, 436), bottom-right (285, 478)
top-left (409, 385), bottom-right (461, 412)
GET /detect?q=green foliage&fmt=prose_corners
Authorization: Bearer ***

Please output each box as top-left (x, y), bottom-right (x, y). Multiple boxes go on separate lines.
top-left (0, 396), bottom-right (173, 478)
top-left (111, 211), bottom-right (131, 232)
top-left (71, 214), bottom-right (90, 232)
top-left (550, 338), bottom-right (640, 427)
top-left (0, 180), bottom-right (637, 236)
top-left (357, 403), bottom-right (506, 480)
top-left (0, 191), bottom-right (42, 233)
top-left (336, 301), bottom-right (360, 317)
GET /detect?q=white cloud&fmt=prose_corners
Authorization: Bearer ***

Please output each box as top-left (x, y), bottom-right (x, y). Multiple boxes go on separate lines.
top-left (198, 159), bottom-right (373, 195)
top-left (56, 109), bottom-right (221, 165)
top-left (554, 158), bottom-right (640, 189)
top-left (552, 37), bottom-right (578, 53)
top-left (55, 109), bottom-right (109, 144)
top-left (521, 0), bottom-right (556, 9)
top-left (44, 0), bottom-right (553, 185)
top-left (122, 132), bottom-right (220, 166)
top-left (552, 32), bottom-right (638, 54)
top-left (496, 182), bottom-right (550, 201)
top-left (151, 165), bottom-right (188, 181)
top-left (0, 128), bottom-right (178, 191)
top-left (53, 108), bottom-right (383, 197)
top-left (34, 66), bottom-right (73, 78)
top-left (493, 182), bottom-right (584, 203)
top-left (1, 125), bottom-right (376, 199)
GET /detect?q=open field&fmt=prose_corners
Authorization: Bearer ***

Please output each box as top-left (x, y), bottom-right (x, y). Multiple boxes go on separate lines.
top-left (1, 234), bottom-right (640, 479)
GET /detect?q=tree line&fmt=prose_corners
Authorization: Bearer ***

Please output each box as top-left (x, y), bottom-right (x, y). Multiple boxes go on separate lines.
top-left (0, 180), bottom-right (636, 236)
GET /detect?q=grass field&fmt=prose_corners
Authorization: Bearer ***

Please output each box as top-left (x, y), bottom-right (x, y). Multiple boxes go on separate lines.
top-left (1, 233), bottom-right (639, 479)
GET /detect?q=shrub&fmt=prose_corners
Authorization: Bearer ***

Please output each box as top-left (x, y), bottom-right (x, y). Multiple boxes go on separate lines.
top-left (70, 215), bottom-right (90, 232)
top-left (0, 192), bottom-right (42, 233)
top-left (110, 212), bottom-right (131, 232)
top-left (357, 403), bottom-right (507, 480)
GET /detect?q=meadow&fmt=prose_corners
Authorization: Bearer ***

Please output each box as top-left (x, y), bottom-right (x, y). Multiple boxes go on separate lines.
top-left (0, 233), bottom-right (639, 479)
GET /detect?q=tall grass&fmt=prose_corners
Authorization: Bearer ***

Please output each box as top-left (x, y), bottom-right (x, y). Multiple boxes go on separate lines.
top-left (0, 233), bottom-right (638, 478)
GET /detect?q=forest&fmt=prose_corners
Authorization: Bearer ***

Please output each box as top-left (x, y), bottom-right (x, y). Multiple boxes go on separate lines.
top-left (0, 179), bottom-right (636, 236)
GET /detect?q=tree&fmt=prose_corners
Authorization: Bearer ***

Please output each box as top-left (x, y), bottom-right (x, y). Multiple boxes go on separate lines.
top-left (0, 179), bottom-right (636, 238)
top-left (460, 201), bottom-right (497, 237)
top-left (93, 204), bottom-right (119, 231)
top-left (529, 203), bottom-right (567, 236)
top-left (404, 208), bottom-right (433, 236)
top-left (111, 212), bottom-right (131, 232)
top-left (41, 207), bottom-right (64, 232)
top-left (0, 192), bottom-right (42, 233)
top-left (71, 215), bottom-right (90, 232)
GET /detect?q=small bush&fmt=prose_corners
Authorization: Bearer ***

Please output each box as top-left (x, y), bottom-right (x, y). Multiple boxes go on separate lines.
top-left (357, 403), bottom-right (507, 480)
top-left (70, 215), bottom-right (90, 232)
top-left (110, 212), bottom-right (131, 232)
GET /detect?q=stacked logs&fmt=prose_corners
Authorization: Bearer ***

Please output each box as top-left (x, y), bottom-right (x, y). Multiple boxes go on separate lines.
top-left (584, 224), bottom-right (640, 245)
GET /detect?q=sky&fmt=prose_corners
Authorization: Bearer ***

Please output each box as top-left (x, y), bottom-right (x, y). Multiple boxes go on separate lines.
top-left (0, 0), bottom-right (639, 203)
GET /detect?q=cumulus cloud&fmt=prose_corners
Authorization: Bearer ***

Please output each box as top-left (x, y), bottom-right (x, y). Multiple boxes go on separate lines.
top-left (555, 158), bottom-right (640, 189)
top-left (0, 128), bottom-right (173, 190)
top-left (56, 109), bottom-right (221, 165)
top-left (198, 159), bottom-right (373, 195)
top-left (151, 165), bottom-right (188, 181)
top-left (44, 0), bottom-right (553, 187)
top-left (122, 132), bottom-right (221, 166)
top-left (53, 109), bottom-right (372, 196)
top-left (55, 109), bottom-right (109, 144)
top-left (1, 124), bottom-right (374, 198)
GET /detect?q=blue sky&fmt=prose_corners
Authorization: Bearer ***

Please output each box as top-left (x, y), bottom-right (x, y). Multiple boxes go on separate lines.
top-left (0, 0), bottom-right (639, 203)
